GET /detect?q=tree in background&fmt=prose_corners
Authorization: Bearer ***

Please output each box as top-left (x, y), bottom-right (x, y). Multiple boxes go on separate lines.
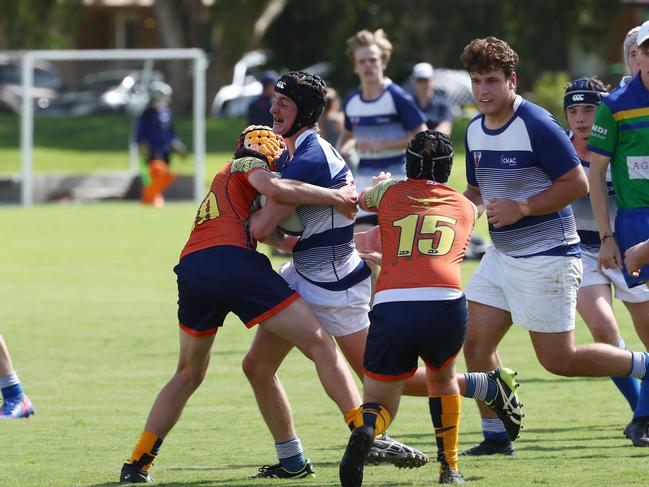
top-left (0, 0), bottom-right (628, 117)
top-left (264, 0), bottom-right (622, 95)
top-left (0, 0), bottom-right (82, 50)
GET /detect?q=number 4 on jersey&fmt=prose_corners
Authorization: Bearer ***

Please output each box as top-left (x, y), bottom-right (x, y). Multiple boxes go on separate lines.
top-left (193, 192), bottom-right (220, 229)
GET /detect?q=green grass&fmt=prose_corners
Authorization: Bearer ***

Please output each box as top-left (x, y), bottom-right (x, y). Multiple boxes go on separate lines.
top-left (0, 116), bottom-right (646, 485)
top-left (0, 113), bottom-right (244, 177)
top-left (1, 201), bottom-right (649, 486)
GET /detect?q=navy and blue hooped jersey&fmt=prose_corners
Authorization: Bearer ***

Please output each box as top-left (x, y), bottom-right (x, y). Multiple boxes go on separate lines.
top-left (465, 96), bottom-right (581, 258)
top-left (277, 130), bottom-right (369, 289)
top-left (343, 79), bottom-right (425, 171)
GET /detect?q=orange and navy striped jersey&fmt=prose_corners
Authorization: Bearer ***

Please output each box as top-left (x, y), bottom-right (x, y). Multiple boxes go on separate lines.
top-left (179, 157), bottom-right (268, 260)
top-left (363, 178), bottom-right (477, 297)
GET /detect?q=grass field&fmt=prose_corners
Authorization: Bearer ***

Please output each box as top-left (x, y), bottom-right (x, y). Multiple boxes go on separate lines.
top-left (1, 116), bottom-right (649, 486)
top-left (2, 204), bottom-right (649, 487)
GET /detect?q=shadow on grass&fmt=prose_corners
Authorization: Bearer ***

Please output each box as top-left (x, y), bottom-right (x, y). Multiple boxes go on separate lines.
top-left (521, 376), bottom-right (607, 384)
top-left (81, 479), bottom-right (415, 487)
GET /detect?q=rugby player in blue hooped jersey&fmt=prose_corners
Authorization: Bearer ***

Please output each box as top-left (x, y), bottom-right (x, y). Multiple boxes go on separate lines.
top-left (243, 71), bottom-right (428, 477)
top-left (459, 36), bottom-right (649, 458)
top-left (244, 71), bottom-right (523, 482)
top-left (337, 28), bottom-right (427, 227)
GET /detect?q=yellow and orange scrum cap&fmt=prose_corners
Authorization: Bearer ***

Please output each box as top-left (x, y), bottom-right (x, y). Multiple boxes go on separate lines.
top-left (236, 125), bottom-right (286, 170)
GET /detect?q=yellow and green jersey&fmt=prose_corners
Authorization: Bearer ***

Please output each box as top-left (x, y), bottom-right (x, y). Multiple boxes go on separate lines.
top-left (587, 74), bottom-right (649, 209)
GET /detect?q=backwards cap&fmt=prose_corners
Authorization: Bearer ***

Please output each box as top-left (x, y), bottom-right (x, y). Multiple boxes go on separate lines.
top-left (274, 71), bottom-right (327, 137)
top-left (563, 77), bottom-right (608, 110)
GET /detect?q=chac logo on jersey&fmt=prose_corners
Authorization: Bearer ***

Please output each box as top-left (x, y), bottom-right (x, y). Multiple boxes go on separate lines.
top-left (473, 151), bottom-right (481, 167)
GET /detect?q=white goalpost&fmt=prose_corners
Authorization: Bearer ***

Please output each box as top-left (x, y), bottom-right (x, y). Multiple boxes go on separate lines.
top-left (19, 48), bottom-right (208, 207)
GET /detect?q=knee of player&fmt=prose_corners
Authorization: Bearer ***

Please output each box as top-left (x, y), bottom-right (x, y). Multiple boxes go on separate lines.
top-left (175, 365), bottom-right (207, 390)
top-left (241, 353), bottom-right (273, 382)
top-left (536, 353), bottom-right (576, 377)
top-left (462, 336), bottom-right (487, 359)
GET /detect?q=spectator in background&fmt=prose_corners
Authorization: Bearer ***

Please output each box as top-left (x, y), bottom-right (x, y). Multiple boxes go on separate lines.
top-left (320, 87), bottom-right (345, 146)
top-left (135, 81), bottom-right (187, 207)
top-left (0, 335), bottom-right (34, 420)
top-left (620, 26), bottom-right (641, 89)
top-left (337, 28), bottom-right (426, 226)
top-left (248, 70), bottom-right (279, 127)
top-left (410, 62), bottom-right (454, 135)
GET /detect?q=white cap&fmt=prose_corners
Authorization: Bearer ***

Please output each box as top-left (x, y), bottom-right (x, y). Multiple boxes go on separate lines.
top-left (412, 62), bottom-right (434, 79)
top-left (637, 20), bottom-right (649, 47)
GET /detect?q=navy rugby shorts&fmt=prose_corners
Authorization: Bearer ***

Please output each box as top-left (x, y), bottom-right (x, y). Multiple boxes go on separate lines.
top-left (174, 245), bottom-right (299, 336)
top-left (364, 296), bottom-right (467, 381)
top-left (616, 208), bottom-right (649, 287)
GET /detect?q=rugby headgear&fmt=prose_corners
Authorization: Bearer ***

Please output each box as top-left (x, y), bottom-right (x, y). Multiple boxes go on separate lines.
top-left (406, 130), bottom-right (454, 183)
top-left (274, 71), bottom-right (327, 137)
top-left (235, 125), bottom-right (286, 171)
top-left (563, 77), bottom-right (608, 111)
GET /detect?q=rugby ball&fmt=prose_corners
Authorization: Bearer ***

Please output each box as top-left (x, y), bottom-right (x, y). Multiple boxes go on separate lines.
top-left (258, 194), bottom-right (304, 236)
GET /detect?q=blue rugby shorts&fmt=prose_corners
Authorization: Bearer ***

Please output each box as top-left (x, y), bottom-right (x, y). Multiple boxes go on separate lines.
top-left (174, 245), bottom-right (299, 336)
top-left (616, 208), bottom-right (649, 288)
top-left (364, 296), bottom-right (467, 381)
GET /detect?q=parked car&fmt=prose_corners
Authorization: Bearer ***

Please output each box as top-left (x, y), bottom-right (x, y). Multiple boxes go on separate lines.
top-left (211, 50), bottom-right (332, 119)
top-left (0, 60), bottom-right (64, 113)
top-left (403, 68), bottom-right (475, 118)
top-left (211, 50), bottom-right (269, 118)
top-left (46, 69), bottom-right (165, 117)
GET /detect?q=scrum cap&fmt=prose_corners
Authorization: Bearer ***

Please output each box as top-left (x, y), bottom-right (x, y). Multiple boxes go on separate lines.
top-left (406, 130), bottom-right (454, 183)
top-left (563, 77), bottom-right (608, 110)
top-left (235, 125), bottom-right (286, 170)
top-left (274, 71), bottom-right (327, 137)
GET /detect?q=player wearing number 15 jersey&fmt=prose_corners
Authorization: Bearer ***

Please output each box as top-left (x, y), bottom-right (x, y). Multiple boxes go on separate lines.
top-left (119, 126), bottom-right (363, 484)
top-left (340, 131), bottom-right (478, 486)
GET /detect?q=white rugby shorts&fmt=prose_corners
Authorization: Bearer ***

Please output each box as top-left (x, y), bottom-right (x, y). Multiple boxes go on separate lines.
top-left (580, 248), bottom-right (649, 303)
top-left (465, 246), bottom-right (582, 333)
top-left (279, 262), bottom-right (371, 337)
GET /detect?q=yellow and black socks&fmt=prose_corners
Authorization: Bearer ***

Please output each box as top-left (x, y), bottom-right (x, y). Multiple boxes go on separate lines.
top-left (128, 431), bottom-right (163, 473)
top-left (429, 394), bottom-right (461, 473)
top-left (345, 402), bottom-right (392, 437)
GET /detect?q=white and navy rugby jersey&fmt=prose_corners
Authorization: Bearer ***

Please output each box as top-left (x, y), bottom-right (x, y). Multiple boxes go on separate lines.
top-left (569, 134), bottom-right (617, 252)
top-left (277, 130), bottom-right (370, 290)
top-left (343, 79), bottom-right (425, 171)
top-left (465, 96), bottom-right (581, 258)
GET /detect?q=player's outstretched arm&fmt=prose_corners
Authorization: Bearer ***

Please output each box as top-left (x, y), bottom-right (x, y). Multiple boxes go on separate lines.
top-left (336, 128), bottom-right (356, 158)
top-left (588, 152), bottom-right (622, 270)
top-left (487, 165), bottom-right (588, 228)
top-left (463, 184), bottom-right (485, 217)
top-left (248, 170), bottom-right (358, 218)
top-left (625, 240), bottom-right (649, 277)
top-left (354, 225), bottom-right (382, 265)
top-left (249, 199), bottom-right (295, 243)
